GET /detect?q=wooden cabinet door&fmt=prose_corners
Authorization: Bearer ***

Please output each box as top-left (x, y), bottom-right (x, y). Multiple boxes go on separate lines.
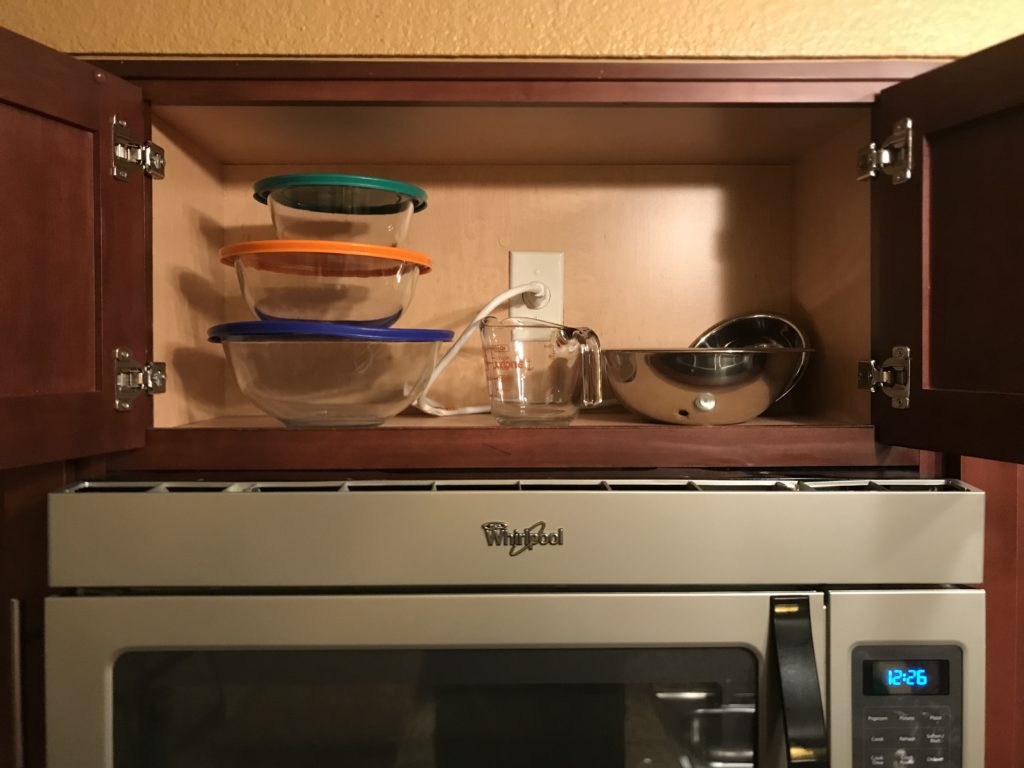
top-left (0, 28), bottom-right (149, 469)
top-left (872, 33), bottom-right (1024, 463)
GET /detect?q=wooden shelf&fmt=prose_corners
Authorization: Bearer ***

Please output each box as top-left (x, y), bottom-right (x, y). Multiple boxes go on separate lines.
top-left (107, 413), bottom-right (917, 472)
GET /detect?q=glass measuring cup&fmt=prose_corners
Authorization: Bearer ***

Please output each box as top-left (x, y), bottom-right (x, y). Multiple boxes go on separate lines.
top-left (480, 317), bottom-right (602, 426)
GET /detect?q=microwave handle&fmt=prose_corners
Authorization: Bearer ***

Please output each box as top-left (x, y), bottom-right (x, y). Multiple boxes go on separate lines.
top-left (770, 595), bottom-right (828, 767)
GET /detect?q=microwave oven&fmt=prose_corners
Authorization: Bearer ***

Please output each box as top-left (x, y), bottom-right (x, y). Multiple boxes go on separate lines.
top-left (45, 478), bottom-right (985, 768)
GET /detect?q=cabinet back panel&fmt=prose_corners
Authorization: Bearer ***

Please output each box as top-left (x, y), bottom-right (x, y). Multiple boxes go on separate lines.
top-left (0, 103), bottom-right (96, 398)
top-left (151, 110), bottom-right (872, 427)
top-left (218, 163), bottom-right (794, 412)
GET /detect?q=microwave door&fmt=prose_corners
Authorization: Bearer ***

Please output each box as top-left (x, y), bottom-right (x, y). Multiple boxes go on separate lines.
top-left (45, 591), bottom-right (825, 768)
top-left (769, 596), bottom-right (829, 768)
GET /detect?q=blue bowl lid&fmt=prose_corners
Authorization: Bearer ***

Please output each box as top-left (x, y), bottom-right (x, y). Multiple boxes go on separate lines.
top-left (253, 173), bottom-right (428, 214)
top-left (208, 321), bottom-right (453, 343)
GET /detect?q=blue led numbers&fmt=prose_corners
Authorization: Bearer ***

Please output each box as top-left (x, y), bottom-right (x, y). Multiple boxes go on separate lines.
top-left (886, 667), bottom-right (929, 687)
top-left (868, 659), bottom-right (945, 696)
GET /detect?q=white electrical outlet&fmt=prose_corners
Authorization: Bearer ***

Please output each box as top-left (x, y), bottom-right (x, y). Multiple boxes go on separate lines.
top-left (508, 250), bottom-right (564, 325)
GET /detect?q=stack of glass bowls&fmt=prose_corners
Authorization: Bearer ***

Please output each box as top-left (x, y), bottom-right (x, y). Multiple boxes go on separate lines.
top-left (209, 173), bottom-right (452, 427)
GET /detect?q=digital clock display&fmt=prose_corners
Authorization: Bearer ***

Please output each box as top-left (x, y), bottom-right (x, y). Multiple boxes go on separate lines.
top-left (864, 660), bottom-right (949, 695)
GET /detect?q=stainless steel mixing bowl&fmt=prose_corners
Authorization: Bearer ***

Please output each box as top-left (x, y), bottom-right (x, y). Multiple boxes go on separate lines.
top-left (602, 347), bottom-right (811, 425)
top-left (691, 313), bottom-right (809, 402)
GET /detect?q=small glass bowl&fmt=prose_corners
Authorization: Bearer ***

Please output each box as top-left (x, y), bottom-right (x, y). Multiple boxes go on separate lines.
top-left (253, 174), bottom-right (427, 246)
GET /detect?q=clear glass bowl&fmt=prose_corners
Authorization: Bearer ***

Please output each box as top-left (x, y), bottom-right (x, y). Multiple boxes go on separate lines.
top-left (212, 321), bottom-right (452, 428)
top-left (254, 174), bottom-right (427, 246)
top-left (220, 241), bottom-right (431, 326)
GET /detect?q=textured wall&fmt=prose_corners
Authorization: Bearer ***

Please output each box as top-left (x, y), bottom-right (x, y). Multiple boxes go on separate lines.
top-left (2, 0), bottom-right (1022, 57)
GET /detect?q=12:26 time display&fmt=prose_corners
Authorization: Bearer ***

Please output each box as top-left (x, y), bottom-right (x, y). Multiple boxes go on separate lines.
top-left (886, 667), bottom-right (929, 687)
top-left (865, 659), bottom-right (948, 695)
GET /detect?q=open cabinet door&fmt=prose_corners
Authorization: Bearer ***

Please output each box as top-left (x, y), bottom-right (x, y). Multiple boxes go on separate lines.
top-left (0, 28), bottom-right (151, 469)
top-left (871, 33), bottom-right (1024, 463)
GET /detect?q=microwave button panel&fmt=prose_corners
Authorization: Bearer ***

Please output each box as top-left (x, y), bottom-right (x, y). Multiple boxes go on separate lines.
top-left (866, 749), bottom-right (949, 766)
top-left (853, 646), bottom-right (961, 768)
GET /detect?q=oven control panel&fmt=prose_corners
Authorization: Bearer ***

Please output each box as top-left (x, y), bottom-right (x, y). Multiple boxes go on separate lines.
top-left (851, 645), bottom-right (963, 767)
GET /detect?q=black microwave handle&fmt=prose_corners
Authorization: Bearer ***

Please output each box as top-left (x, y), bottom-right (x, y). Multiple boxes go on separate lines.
top-left (770, 595), bottom-right (829, 767)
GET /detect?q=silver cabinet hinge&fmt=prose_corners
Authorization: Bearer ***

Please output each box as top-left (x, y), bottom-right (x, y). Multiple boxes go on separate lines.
top-left (858, 346), bottom-right (911, 409)
top-left (112, 115), bottom-right (165, 181)
top-left (115, 348), bottom-right (167, 411)
top-left (857, 118), bottom-right (913, 184)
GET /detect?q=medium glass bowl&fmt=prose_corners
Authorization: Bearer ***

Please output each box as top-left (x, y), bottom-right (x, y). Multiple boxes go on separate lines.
top-left (220, 241), bottom-right (431, 326)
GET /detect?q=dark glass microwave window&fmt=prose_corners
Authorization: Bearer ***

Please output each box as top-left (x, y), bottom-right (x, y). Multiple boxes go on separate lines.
top-left (113, 647), bottom-right (757, 768)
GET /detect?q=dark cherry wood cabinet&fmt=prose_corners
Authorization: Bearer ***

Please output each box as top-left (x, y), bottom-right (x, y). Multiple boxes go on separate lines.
top-left (872, 34), bottom-right (1024, 463)
top-left (0, 30), bottom-right (150, 471)
top-left (963, 457), bottom-right (1024, 765)
top-left (1, 23), bottom-right (1023, 768)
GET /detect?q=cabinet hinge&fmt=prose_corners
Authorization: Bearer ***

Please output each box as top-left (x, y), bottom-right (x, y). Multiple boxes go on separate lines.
top-left (858, 346), bottom-right (911, 410)
top-left (857, 118), bottom-right (913, 184)
top-left (112, 115), bottom-right (165, 181)
top-left (115, 348), bottom-right (167, 412)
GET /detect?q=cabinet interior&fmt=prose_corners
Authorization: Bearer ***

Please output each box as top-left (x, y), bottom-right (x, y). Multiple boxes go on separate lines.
top-left (150, 103), bottom-right (871, 430)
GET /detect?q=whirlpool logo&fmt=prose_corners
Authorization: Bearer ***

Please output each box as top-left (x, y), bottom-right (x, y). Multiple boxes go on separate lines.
top-left (481, 521), bottom-right (564, 557)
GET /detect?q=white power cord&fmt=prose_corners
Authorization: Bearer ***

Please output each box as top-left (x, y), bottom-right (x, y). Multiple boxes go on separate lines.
top-left (413, 281), bottom-right (549, 417)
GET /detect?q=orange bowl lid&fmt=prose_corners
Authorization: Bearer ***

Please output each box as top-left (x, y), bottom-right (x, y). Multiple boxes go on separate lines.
top-left (219, 240), bottom-right (432, 273)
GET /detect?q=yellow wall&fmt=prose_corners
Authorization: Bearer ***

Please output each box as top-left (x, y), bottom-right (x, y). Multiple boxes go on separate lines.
top-left (2, 0), bottom-right (1022, 57)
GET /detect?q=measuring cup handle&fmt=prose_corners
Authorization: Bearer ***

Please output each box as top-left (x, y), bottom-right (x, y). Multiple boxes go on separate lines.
top-left (575, 327), bottom-right (603, 408)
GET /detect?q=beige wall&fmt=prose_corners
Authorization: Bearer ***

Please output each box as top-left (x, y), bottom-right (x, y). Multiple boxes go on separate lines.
top-left (2, 0), bottom-right (1022, 57)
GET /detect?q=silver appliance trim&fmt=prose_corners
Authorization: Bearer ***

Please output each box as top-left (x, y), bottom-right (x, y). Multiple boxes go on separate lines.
top-left (49, 479), bottom-right (984, 588)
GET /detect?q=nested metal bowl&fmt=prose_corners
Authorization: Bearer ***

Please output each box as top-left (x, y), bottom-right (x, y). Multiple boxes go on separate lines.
top-left (691, 313), bottom-right (809, 402)
top-left (602, 347), bottom-right (811, 425)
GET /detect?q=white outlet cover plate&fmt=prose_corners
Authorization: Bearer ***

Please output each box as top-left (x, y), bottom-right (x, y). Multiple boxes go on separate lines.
top-left (508, 250), bottom-right (564, 325)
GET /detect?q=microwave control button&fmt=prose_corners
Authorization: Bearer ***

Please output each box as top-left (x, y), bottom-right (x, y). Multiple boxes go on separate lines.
top-left (913, 748), bottom-right (949, 764)
top-left (922, 730), bottom-right (948, 746)
top-left (865, 709), bottom-right (894, 725)
top-left (867, 750), bottom-right (919, 767)
top-left (894, 711), bottom-right (917, 726)
top-left (918, 708), bottom-right (951, 725)
top-left (866, 730), bottom-right (920, 748)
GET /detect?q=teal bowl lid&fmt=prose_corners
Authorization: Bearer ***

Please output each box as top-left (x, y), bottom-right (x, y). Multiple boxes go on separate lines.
top-left (253, 173), bottom-right (427, 214)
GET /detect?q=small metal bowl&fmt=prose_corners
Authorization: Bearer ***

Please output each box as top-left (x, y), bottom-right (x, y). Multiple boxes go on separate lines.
top-left (603, 347), bottom-right (811, 425)
top-left (691, 313), bottom-right (809, 402)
